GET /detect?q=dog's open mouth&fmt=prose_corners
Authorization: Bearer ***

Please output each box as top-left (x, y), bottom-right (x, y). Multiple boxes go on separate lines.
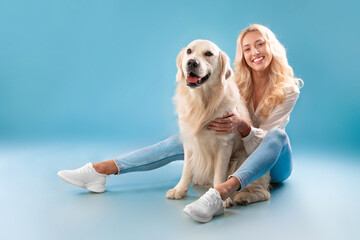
top-left (186, 72), bottom-right (210, 88)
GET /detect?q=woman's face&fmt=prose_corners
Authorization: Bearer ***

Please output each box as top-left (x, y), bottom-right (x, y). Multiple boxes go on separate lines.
top-left (242, 31), bottom-right (272, 74)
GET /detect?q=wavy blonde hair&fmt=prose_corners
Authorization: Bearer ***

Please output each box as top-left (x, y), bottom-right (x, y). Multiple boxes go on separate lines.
top-left (233, 24), bottom-right (303, 117)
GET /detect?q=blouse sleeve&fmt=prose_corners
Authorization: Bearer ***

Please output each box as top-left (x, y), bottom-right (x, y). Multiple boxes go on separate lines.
top-left (242, 86), bottom-right (300, 154)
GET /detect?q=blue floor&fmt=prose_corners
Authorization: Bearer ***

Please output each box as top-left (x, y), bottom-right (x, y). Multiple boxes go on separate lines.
top-left (1, 140), bottom-right (359, 240)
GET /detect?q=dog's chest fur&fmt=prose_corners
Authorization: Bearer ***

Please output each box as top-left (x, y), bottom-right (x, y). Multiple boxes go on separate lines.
top-left (174, 79), bottom-right (249, 185)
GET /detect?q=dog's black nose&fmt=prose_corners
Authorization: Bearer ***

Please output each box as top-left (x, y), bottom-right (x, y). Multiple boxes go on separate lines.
top-left (187, 59), bottom-right (199, 69)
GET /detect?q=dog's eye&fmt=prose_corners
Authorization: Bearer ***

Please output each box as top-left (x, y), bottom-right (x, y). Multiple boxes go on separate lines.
top-left (187, 49), bottom-right (192, 54)
top-left (205, 51), bottom-right (213, 57)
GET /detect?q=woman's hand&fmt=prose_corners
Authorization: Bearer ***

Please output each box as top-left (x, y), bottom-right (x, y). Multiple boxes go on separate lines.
top-left (207, 112), bottom-right (250, 135)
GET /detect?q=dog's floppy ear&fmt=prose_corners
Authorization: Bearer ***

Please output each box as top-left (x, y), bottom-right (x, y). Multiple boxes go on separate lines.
top-left (176, 48), bottom-right (185, 82)
top-left (219, 50), bottom-right (233, 81)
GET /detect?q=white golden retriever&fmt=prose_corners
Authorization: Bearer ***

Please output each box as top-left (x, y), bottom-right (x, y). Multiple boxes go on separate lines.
top-left (166, 40), bottom-right (270, 206)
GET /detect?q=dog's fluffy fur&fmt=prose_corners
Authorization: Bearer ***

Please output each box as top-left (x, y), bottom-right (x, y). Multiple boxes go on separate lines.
top-left (166, 40), bottom-right (270, 206)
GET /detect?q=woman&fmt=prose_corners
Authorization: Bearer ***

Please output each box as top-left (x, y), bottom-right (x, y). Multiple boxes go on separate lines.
top-left (58, 24), bottom-right (302, 222)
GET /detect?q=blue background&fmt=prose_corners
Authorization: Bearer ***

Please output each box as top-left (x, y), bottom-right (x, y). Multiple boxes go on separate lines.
top-left (1, 1), bottom-right (360, 239)
top-left (1, 0), bottom-right (359, 151)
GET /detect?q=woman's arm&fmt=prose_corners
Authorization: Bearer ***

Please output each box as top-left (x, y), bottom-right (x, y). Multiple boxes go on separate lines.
top-left (208, 87), bottom-right (300, 155)
top-left (207, 112), bottom-right (250, 135)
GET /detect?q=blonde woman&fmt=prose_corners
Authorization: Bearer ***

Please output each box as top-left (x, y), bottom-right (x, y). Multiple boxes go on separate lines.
top-left (58, 24), bottom-right (302, 223)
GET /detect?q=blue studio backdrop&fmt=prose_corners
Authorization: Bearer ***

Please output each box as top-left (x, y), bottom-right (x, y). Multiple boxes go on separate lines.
top-left (1, 0), bottom-right (359, 153)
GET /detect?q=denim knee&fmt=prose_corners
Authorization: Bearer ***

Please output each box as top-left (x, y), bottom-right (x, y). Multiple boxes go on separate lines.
top-left (163, 135), bottom-right (184, 154)
top-left (165, 134), bottom-right (182, 144)
top-left (267, 128), bottom-right (288, 146)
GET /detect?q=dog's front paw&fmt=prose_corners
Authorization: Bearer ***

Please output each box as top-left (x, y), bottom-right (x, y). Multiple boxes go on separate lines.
top-left (166, 188), bottom-right (187, 199)
top-left (223, 197), bottom-right (235, 208)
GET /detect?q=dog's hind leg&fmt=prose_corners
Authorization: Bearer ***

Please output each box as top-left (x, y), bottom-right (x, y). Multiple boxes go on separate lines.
top-left (233, 176), bottom-right (271, 205)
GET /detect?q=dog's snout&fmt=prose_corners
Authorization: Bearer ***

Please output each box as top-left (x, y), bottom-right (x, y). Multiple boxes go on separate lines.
top-left (187, 59), bottom-right (199, 69)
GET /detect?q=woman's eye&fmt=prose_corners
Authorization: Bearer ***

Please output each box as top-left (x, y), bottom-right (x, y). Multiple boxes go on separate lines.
top-left (244, 48), bottom-right (250, 52)
top-left (258, 42), bottom-right (264, 47)
top-left (205, 51), bottom-right (213, 56)
top-left (187, 49), bottom-right (191, 54)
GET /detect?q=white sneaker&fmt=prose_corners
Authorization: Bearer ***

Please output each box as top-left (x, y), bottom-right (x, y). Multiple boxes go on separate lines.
top-left (183, 188), bottom-right (224, 223)
top-left (57, 163), bottom-right (107, 193)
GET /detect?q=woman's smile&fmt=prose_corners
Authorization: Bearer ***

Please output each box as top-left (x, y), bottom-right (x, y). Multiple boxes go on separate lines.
top-left (252, 56), bottom-right (264, 64)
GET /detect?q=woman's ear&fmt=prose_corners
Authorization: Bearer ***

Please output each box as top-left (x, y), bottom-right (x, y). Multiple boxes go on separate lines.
top-left (176, 48), bottom-right (185, 82)
top-left (219, 50), bottom-right (233, 81)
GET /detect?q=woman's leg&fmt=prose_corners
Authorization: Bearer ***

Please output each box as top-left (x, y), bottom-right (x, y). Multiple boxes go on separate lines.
top-left (57, 135), bottom-right (184, 193)
top-left (182, 129), bottom-right (292, 223)
top-left (215, 128), bottom-right (292, 199)
top-left (95, 135), bottom-right (185, 175)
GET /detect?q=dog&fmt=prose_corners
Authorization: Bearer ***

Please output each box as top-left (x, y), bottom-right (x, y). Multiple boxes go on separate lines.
top-left (166, 40), bottom-right (270, 206)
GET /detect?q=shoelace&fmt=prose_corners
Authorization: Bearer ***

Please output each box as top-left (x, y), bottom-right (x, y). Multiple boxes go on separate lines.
top-left (77, 164), bottom-right (91, 173)
top-left (198, 189), bottom-right (219, 206)
top-left (79, 163), bottom-right (109, 178)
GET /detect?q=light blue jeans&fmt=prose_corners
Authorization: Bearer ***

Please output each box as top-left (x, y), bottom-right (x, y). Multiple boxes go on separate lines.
top-left (114, 129), bottom-right (292, 190)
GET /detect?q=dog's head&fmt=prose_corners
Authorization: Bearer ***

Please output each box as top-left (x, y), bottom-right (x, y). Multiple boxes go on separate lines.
top-left (176, 39), bottom-right (232, 88)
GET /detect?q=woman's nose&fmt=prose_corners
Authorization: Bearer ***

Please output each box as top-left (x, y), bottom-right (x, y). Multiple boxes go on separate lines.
top-left (252, 48), bottom-right (260, 56)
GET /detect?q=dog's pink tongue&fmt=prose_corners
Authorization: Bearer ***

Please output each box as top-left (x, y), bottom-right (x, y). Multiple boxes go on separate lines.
top-left (187, 75), bottom-right (200, 83)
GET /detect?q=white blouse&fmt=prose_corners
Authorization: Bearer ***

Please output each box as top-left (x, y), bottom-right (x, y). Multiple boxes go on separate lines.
top-left (242, 85), bottom-right (300, 154)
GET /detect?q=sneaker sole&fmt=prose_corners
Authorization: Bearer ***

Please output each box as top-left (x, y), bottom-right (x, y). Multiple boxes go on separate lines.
top-left (183, 206), bottom-right (224, 223)
top-left (86, 183), bottom-right (106, 193)
top-left (57, 171), bottom-right (105, 193)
